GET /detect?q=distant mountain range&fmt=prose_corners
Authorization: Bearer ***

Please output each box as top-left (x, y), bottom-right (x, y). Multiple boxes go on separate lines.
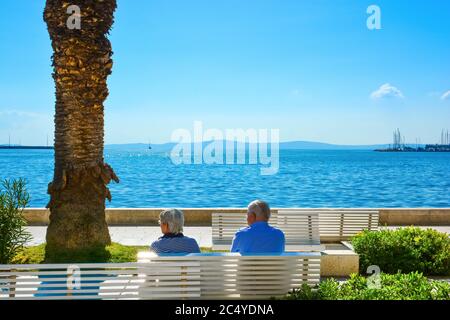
top-left (104, 141), bottom-right (397, 152)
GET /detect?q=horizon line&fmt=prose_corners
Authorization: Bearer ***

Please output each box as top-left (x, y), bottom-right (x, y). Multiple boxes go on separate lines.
top-left (0, 140), bottom-right (434, 147)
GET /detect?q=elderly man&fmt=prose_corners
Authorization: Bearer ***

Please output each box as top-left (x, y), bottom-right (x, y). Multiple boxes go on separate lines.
top-left (231, 200), bottom-right (285, 253)
top-left (150, 209), bottom-right (201, 254)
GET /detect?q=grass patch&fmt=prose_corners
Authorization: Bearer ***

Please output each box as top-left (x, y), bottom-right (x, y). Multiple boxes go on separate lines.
top-left (11, 244), bottom-right (216, 264)
top-left (12, 244), bottom-right (46, 264)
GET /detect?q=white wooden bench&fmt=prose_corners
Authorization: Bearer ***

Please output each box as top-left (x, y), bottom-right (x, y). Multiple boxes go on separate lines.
top-left (0, 262), bottom-right (207, 300)
top-left (212, 208), bottom-right (380, 249)
top-left (212, 210), bottom-right (323, 251)
top-left (0, 252), bottom-right (321, 300)
top-left (138, 252), bottom-right (321, 299)
top-left (0, 263), bottom-right (142, 300)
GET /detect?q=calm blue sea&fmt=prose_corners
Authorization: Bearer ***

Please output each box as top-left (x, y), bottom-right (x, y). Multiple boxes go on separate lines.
top-left (1, 148), bottom-right (450, 208)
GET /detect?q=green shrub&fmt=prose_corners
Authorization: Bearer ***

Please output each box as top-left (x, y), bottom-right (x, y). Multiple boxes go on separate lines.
top-left (11, 244), bottom-right (46, 264)
top-left (0, 178), bottom-right (32, 264)
top-left (352, 227), bottom-right (450, 276)
top-left (285, 272), bottom-right (450, 300)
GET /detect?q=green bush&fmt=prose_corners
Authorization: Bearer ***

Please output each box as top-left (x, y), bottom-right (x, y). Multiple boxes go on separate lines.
top-left (352, 227), bottom-right (450, 276)
top-left (0, 178), bottom-right (32, 264)
top-left (11, 244), bottom-right (47, 264)
top-left (285, 272), bottom-right (450, 300)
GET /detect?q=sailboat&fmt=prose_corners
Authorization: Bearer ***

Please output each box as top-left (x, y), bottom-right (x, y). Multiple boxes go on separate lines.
top-left (148, 140), bottom-right (152, 150)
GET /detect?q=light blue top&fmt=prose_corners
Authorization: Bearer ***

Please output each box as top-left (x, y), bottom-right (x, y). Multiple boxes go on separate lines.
top-left (150, 233), bottom-right (201, 254)
top-left (231, 221), bottom-right (285, 253)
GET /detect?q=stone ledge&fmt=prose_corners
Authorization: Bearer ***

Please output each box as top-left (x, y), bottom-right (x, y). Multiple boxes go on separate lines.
top-left (23, 207), bottom-right (450, 226)
top-left (379, 208), bottom-right (450, 226)
top-left (321, 243), bottom-right (359, 277)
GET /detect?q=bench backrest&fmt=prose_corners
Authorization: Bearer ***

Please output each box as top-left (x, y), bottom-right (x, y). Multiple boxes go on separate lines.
top-left (212, 209), bottom-right (380, 249)
top-left (0, 253), bottom-right (321, 300)
top-left (0, 263), bottom-right (141, 300)
top-left (277, 209), bottom-right (321, 246)
top-left (317, 209), bottom-right (379, 242)
top-left (0, 262), bottom-right (209, 300)
top-left (212, 210), bottom-right (321, 251)
top-left (138, 252), bottom-right (321, 299)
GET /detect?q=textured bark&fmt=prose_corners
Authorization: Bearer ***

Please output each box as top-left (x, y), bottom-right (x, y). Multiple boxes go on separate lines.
top-left (43, 0), bottom-right (119, 260)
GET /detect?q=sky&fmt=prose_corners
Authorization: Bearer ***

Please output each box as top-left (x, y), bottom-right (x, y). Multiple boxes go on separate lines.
top-left (0, 0), bottom-right (449, 146)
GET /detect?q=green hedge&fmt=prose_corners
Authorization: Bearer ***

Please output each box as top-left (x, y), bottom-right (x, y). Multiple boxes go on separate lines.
top-left (351, 227), bottom-right (450, 276)
top-left (285, 272), bottom-right (450, 300)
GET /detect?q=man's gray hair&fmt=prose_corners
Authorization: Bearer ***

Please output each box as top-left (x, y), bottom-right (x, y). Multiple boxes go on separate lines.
top-left (159, 209), bottom-right (184, 234)
top-left (247, 200), bottom-right (271, 221)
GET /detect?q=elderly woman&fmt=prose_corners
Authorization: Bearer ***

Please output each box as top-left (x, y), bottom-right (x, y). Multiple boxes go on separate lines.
top-left (150, 209), bottom-right (201, 254)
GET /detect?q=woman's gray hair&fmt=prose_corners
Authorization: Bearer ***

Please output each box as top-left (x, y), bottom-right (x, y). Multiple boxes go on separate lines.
top-left (159, 209), bottom-right (184, 234)
top-left (247, 200), bottom-right (271, 221)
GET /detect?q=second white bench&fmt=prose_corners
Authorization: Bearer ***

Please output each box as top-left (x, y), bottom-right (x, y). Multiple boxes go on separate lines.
top-left (212, 209), bottom-right (323, 251)
top-left (212, 208), bottom-right (380, 250)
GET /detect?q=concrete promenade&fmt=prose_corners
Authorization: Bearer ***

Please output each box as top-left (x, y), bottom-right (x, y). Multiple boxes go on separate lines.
top-left (26, 226), bottom-right (213, 247)
top-left (26, 225), bottom-right (450, 247)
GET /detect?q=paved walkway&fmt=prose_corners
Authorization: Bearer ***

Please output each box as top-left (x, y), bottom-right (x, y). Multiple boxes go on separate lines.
top-left (25, 225), bottom-right (449, 247)
top-left (26, 226), bottom-right (213, 247)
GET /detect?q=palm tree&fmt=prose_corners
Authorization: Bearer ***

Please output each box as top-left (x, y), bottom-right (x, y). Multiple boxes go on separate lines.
top-left (43, 0), bottom-right (119, 261)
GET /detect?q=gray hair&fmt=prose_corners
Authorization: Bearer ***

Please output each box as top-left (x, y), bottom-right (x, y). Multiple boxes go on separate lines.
top-left (247, 200), bottom-right (271, 221)
top-left (159, 209), bottom-right (184, 234)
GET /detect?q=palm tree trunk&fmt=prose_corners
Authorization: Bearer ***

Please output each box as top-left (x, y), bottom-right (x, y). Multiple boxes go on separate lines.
top-left (43, 0), bottom-right (119, 261)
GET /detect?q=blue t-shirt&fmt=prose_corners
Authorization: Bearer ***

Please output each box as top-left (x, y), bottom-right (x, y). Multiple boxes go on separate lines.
top-left (150, 233), bottom-right (201, 254)
top-left (231, 221), bottom-right (285, 253)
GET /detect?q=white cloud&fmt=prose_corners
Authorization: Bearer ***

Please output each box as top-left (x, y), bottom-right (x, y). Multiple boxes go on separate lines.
top-left (370, 83), bottom-right (404, 100)
top-left (441, 90), bottom-right (450, 100)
